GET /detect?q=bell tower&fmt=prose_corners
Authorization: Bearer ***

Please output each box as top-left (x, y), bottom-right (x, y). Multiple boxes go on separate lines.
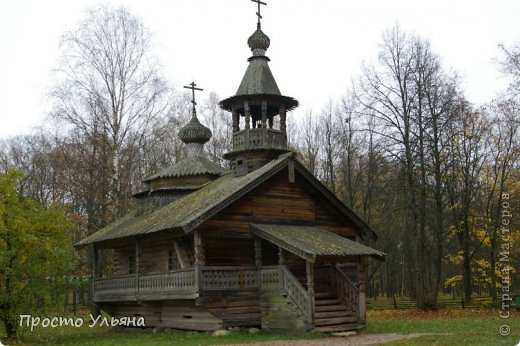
top-left (220, 0), bottom-right (298, 176)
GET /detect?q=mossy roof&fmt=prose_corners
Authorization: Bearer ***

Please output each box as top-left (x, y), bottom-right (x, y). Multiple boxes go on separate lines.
top-left (143, 156), bottom-right (226, 182)
top-left (76, 153), bottom-right (291, 246)
top-left (251, 224), bottom-right (385, 262)
top-left (76, 152), bottom-right (379, 247)
top-left (236, 57), bottom-right (281, 96)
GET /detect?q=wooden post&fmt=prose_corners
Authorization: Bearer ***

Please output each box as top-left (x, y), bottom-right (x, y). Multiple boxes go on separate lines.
top-left (135, 237), bottom-right (141, 300)
top-left (278, 247), bottom-right (285, 265)
top-left (358, 257), bottom-right (366, 323)
top-left (232, 108), bottom-right (239, 132)
top-left (254, 237), bottom-right (262, 289)
top-left (90, 243), bottom-right (100, 318)
top-left (261, 101), bottom-right (267, 129)
top-left (254, 237), bottom-right (262, 267)
top-left (194, 230), bottom-right (203, 297)
top-left (280, 105), bottom-right (286, 132)
top-left (91, 243), bottom-right (98, 279)
top-left (244, 101), bottom-right (251, 130)
top-left (306, 260), bottom-right (315, 327)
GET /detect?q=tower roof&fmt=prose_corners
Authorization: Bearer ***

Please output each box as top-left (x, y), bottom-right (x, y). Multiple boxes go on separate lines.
top-left (219, 4), bottom-right (298, 112)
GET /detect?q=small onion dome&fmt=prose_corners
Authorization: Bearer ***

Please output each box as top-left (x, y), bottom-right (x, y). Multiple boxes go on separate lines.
top-left (178, 116), bottom-right (212, 144)
top-left (248, 27), bottom-right (270, 55)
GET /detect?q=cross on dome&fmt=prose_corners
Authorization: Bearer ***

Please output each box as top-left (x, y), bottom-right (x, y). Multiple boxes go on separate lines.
top-left (183, 81), bottom-right (203, 118)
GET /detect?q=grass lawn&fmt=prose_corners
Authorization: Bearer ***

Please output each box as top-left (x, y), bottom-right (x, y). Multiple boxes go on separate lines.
top-left (365, 309), bottom-right (520, 345)
top-left (1, 309), bottom-right (518, 345)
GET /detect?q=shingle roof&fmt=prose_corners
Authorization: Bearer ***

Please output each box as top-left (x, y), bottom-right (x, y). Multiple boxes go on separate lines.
top-left (251, 224), bottom-right (385, 262)
top-left (76, 152), bottom-right (379, 247)
top-left (236, 58), bottom-right (281, 96)
top-left (143, 156), bottom-right (226, 182)
top-left (75, 154), bottom-right (291, 246)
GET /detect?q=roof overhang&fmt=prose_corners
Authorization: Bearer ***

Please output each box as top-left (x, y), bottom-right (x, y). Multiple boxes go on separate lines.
top-left (251, 223), bottom-right (385, 262)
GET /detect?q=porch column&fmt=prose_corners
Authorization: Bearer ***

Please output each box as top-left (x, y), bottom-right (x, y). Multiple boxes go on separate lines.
top-left (135, 237), bottom-right (141, 300)
top-left (194, 230), bottom-right (203, 296)
top-left (306, 260), bottom-right (315, 327)
top-left (278, 247), bottom-right (285, 265)
top-left (91, 243), bottom-right (98, 279)
top-left (254, 237), bottom-right (262, 267)
top-left (90, 243), bottom-right (100, 318)
top-left (358, 256), bottom-right (366, 323)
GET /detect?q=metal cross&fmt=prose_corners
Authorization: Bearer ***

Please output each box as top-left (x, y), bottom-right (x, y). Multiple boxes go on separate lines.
top-left (183, 81), bottom-right (203, 115)
top-left (251, 0), bottom-right (267, 27)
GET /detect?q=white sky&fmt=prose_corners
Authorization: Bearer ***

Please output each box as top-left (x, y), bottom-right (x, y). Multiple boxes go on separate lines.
top-left (0, 0), bottom-right (518, 139)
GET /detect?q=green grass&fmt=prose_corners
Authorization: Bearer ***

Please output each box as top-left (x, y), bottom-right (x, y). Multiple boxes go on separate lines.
top-left (365, 309), bottom-right (520, 345)
top-left (2, 320), bottom-right (327, 346)
top-left (1, 309), bottom-right (519, 345)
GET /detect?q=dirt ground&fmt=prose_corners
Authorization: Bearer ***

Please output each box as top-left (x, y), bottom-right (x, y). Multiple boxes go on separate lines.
top-left (225, 333), bottom-right (446, 345)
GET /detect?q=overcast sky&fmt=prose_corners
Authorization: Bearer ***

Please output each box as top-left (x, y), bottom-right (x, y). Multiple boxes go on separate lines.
top-left (0, 0), bottom-right (518, 139)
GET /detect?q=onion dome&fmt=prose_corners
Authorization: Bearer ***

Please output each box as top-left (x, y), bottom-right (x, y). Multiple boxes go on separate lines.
top-left (248, 27), bottom-right (270, 56)
top-left (178, 116), bottom-right (212, 144)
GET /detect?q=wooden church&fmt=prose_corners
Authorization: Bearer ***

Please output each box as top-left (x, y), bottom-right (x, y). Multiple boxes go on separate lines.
top-left (76, 2), bottom-right (384, 333)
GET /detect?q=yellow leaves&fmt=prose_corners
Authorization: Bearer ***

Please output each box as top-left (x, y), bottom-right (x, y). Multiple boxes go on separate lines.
top-left (445, 251), bottom-right (465, 265)
top-left (473, 228), bottom-right (491, 247)
top-left (445, 274), bottom-right (463, 288)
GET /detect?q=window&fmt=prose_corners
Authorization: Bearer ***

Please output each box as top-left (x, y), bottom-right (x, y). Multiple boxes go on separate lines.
top-left (168, 250), bottom-right (179, 271)
top-left (128, 255), bottom-right (136, 274)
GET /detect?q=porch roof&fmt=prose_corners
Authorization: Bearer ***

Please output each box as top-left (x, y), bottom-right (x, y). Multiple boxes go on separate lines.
top-left (251, 224), bottom-right (385, 262)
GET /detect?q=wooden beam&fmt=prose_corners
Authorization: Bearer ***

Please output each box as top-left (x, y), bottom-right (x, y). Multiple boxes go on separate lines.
top-left (91, 243), bottom-right (98, 279)
top-left (135, 237), bottom-right (141, 300)
top-left (288, 159), bottom-right (295, 183)
top-left (194, 230), bottom-right (203, 296)
top-left (254, 237), bottom-right (262, 267)
top-left (306, 260), bottom-right (315, 326)
top-left (261, 100), bottom-right (267, 129)
top-left (244, 101), bottom-right (250, 129)
top-left (278, 247), bottom-right (285, 265)
top-left (358, 256), bottom-right (366, 323)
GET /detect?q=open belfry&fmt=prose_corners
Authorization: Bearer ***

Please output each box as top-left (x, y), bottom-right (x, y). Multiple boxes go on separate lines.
top-left (76, 0), bottom-right (384, 333)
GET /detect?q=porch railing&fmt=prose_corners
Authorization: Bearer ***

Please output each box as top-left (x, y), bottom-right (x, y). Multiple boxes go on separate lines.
top-left (93, 264), bottom-right (312, 322)
top-left (260, 265), bottom-right (312, 324)
top-left (200, 266), bottom-right (259, 290)
top-left (93, 269), bottom-right (197, 302)
top-left (331, 264), bottom-right (359, 315)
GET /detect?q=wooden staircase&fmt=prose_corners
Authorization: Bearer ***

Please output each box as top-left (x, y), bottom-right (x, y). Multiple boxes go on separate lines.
top-left (313, 291), bottom-right (359, 332)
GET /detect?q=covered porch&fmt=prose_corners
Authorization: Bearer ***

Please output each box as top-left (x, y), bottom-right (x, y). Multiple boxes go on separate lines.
top-left (92, 224), bottom-right (384, 331)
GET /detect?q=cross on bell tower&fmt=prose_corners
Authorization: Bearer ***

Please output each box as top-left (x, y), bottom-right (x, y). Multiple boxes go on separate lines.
top-left (251, 0), bottom-right (267, 28)
top-left (219, 1), bottom-right (299, 176)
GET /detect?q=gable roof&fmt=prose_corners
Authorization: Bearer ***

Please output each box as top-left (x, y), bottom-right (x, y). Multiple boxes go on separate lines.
top-left (251, 224), bottom-right (385, 262)
top-left (76, 152), bottom-right (378, 247)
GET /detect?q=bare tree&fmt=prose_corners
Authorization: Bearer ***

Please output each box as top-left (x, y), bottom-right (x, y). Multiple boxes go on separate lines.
top-left (50, 5), bottom-right (172, 218)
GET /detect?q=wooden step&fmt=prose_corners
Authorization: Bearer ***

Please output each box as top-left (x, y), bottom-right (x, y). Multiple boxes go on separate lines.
top-left (315, 310), bottom-right (355, 319)
top-left (314, 304), bottom-right (348, 312)
top-left (314, 292), bottom-right (337, 299)
top-left (313, 323), bottom-right (360, 333)
top-left (314, 299), bottom-right (342, 305)
top-left (315, 316), bottom-right (359, 326)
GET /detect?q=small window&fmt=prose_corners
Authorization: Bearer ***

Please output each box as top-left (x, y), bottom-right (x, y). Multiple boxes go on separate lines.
top-left (128, 255), bottom-right (136, 274)
top-left (168, 250), bottom-right (179, 271)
